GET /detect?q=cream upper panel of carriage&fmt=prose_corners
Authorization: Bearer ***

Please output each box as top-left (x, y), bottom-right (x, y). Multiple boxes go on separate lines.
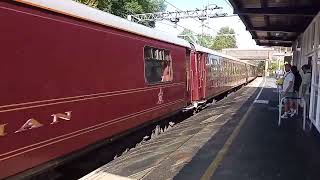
top-left (16, 0), bottom-right (191, 48)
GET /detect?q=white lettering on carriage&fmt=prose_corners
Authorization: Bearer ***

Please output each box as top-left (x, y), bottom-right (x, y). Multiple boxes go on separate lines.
top-left (0, 111), bottom-right (72, 137)
top-left (51, 111), bottom-right (72, 124)
top-left (157, 88), bottom-right (164, 104)
top-left (15, 119), bottom-right (43, 133)
top-left (0, 124), bottom-right (7, 136)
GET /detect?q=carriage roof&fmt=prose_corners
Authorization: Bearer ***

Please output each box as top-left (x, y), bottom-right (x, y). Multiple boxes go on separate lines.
top-left (194, 44), bottom-right (256, 66)
top-left (17, 0), bottom-right (191, 48)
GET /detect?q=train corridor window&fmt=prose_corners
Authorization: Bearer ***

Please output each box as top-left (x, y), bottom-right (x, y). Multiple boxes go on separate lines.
top-left (144, 46), bottom-right (173, 84)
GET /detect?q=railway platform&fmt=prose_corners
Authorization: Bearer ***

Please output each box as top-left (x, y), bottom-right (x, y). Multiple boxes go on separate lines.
top-left (81, 77), bottom-right (320, 180)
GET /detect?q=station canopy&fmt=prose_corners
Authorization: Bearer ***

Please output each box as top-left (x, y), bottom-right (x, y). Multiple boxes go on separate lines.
top-left (228, 0), bottom-right (320, 47)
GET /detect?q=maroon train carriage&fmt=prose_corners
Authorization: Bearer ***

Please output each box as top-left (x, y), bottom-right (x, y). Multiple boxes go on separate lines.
top-left (187, 45), bottom-right (257, 109)
top-left (0, 0), bottom-right (191, 178)
top-left (0, 0), bottom-right (256, 179)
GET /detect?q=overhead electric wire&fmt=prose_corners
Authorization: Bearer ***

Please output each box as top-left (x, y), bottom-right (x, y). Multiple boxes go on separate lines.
top-left (156, 21), bottom-right (202, 44)
top-left (157, 20), bottom-right (198, 35)
top-left (163, 0), bottom-right (218, 34)
top-left (160, 1), bottom-right (238, 38)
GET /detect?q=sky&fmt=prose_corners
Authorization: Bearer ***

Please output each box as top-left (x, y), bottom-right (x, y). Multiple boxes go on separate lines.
top-left (155, 0), bottom-right (262, 49)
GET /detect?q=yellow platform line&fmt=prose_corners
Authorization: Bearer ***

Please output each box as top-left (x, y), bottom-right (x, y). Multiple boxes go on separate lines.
top-left (200, 100), bottom-right (254, 180)
top-left (200, 78), bottom-right (265, 180)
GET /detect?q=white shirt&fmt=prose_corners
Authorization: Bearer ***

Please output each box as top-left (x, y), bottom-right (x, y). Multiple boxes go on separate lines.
top-left (283, 71), bottom-right (295, 93)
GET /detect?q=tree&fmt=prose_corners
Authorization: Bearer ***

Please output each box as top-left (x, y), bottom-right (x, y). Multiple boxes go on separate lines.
top-left (179, 29), bottom-right (197, 43)
top-left (268, 61), bottom-right (278, 76)
top-left (179, 30), bottom-right (215, 48)
top-left (198, 34), bottom-right (215, 48)
top-left (179, 27), bottom-right (237, 50)
top-left (75, 0), bottom-right (98, 8)
top-left (74, 0), bottom-right (166, 27)
top-left (210, 27), bottom-right (237, 50)
top-left (257, 61), bottom-right (265, 76)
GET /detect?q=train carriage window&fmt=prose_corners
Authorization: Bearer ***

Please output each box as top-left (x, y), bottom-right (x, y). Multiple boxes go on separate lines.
top-left (144, 46), bottom-right (173, 84)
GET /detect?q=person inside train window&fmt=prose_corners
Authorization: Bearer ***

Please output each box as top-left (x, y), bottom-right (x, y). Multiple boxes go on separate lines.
top-left (281, 64), bottom-right (295, 119)
top-left (144, 47), bottom-right (172, 84)
top-left (161, 61), bottom-right (172, 82)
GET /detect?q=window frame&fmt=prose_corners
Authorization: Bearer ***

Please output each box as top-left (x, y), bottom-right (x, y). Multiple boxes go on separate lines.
top-left (143, 45), bottom-right (173, 85)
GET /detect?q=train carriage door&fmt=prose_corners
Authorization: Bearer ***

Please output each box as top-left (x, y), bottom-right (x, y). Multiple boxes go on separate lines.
top-left (202, 53), bottom-right (207, 98)
top-left (186, 49), bottom-right (192, 103)
top-left (198, 53), bottom-right (206, 100)
top-left (189, 51), bottom-right (206, 101)
top-left (190, 51), bottom-right (199, 101)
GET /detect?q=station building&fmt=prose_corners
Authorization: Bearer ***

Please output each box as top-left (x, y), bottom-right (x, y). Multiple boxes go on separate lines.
top-left (230, 0), bottom-right (320, 134)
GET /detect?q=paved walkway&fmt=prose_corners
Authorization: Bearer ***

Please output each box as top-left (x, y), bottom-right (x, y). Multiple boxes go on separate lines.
top-left (81, 78), bottom-right (320, 180)
top-left (176, 78), bottom-right (320, 180)
top-left (209, 78), bottom-right (320, 180)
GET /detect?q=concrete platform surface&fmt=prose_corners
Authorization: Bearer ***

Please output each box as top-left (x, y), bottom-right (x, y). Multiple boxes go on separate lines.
top-left (80, 78), bottom-right (320, 180)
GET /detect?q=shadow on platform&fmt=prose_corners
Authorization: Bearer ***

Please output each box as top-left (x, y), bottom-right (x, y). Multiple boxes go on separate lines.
top-left (174, 82), bottom-right (320, 180)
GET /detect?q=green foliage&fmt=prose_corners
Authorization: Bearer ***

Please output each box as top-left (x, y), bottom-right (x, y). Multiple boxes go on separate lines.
top-left (268, 59), bottom-right (284, 76)
top-left (268, 61), bottom-right (278, 76)
top-left (198, 35), bottom-right (215, 48)
top-left (75, 0), bottom-right (98, 8)
top-left (217, 26), bottom-right (235, 35)
top-left (210, 27), bottom-right (237, 50)
top-left (179, 29), bottom-right (197, 43)
top-left (74, 0), bottom-right (166, 27)
top-left (179, 27), bottom-right (237, 50)
top-left (257, 61), bottom-right (265, 76)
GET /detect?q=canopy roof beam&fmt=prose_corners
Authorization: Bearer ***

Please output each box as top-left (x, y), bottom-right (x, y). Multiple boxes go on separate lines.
top-left (247, 26), bottom-right (304, 33)
top-left (255, 39), bottom-right (293, 43)
top-left (234, 7), bottom-right (318, 17)
top-left (258, 42), bottom-right (292, 47)
top-left (254, 36), bottom-right (296, 41)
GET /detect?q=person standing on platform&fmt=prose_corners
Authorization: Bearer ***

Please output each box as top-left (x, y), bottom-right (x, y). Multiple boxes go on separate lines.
top-left (301, 64), bottom-right (312, 113)
top-left (281, 64), bottom-right (295, 119)
top-left (290, 66), bottom-right (302, 116)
